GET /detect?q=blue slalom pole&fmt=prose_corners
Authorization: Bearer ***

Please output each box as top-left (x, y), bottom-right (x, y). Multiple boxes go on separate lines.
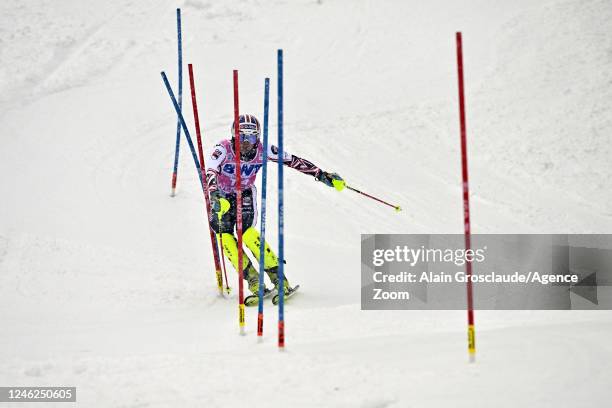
top-left (257, 78), bottom-right (270, 340)
top-left (161, 72), bottom-right (204, 189)
top-left (170, 8), bottom-right (183, 197)
top-left (277, 49), bottom-right (285, 349)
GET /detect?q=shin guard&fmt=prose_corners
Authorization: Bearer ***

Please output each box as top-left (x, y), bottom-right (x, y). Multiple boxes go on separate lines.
top-left (243, 227), bottom-right (279, 270)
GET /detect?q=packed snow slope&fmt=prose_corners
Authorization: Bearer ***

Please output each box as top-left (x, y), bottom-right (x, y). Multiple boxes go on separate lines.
top-left (1, 0), bottom-right (611, 407)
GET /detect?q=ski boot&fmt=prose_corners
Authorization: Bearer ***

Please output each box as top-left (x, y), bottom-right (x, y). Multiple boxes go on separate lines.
top-left (266, 266), bottom-right (300, 305)
top-left (243, 264), bottom-right (273, 307)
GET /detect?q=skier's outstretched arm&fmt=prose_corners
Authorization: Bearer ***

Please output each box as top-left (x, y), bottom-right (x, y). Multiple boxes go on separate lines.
top-left (268, 144), bottom-right (345, 190)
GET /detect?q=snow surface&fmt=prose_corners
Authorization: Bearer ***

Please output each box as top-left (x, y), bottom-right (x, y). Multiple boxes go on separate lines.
top-left (1, 0), bottom-right (612, 406)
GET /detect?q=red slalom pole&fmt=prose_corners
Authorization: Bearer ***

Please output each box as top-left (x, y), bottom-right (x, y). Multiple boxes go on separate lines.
top-left (188, 64), bottom-right (228, 296)
top-left (233, 70), bottom-right (246, 335)
top-left (456, 32), bottom-right (476, 362)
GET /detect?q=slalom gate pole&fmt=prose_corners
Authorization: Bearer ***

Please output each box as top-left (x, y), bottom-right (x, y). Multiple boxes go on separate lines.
top-left (170, 8), bottom-right (183, 197)
top-left (161, 73), bottom-right (205, 187)
top-left (233, 70), bottom-right (246, 335)
top-left (187, 63), bottom-right (227, 296)
top-left (277, 49), bottom-right (285, 350)
top-left (162, 73), bottom-right (225, 295)
top-left (456, 32), bottom-right (476, 363)
top-left (257, 78), bottom-right (271, 340)
top-left (345, 185), bottom-right (402, 212)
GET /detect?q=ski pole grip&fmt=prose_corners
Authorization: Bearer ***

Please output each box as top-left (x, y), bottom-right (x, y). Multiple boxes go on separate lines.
top-left (332, 178), bottom-right (346, 192)
top-left (218, 198), bottom-right (231, 215)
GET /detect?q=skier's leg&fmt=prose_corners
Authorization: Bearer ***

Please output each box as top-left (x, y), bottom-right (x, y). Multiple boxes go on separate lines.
top-left (243, 227), bottom-right (279, 270)
top-left (217, 232), bottom-right (260, 293)
top-left (234, 187), bottom-right (270, 294)
top-left (243, 227), bottom-right (290, 290)
top-left (217, 233), bottom-right (249, 272)
top-left (239, 187), bottom-right (273, 266)
top-left (210, 193), bottom-right (259, 294)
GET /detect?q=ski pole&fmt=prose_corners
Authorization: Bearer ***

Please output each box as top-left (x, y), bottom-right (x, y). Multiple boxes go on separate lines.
top-left (216, 199), bottom-right (231, 294)
top-left (220, 241), bottom-right (230, 294)
top-left (345, 185), bottom-right (402, 212)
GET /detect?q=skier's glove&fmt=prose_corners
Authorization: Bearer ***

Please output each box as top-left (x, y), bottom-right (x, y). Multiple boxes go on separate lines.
top-left (316, 171), bottom-right (345, 191)
top-left (210, 191), bottom-right (231, 215)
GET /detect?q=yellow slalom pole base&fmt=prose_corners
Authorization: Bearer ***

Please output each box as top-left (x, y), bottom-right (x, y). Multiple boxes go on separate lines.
top-left (468, 324), bottom-right (476, 363)
top-left (239, 304), bottom-right (246, 336)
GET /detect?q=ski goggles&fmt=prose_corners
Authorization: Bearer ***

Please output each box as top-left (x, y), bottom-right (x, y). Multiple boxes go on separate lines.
top-left (239, 133), bottom-right (258, 144)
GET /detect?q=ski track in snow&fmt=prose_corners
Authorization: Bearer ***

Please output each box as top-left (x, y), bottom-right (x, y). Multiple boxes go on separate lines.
top-left (1, 0), bottom-right (612, 406)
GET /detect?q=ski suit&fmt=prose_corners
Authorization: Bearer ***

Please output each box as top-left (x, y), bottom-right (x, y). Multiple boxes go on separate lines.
top-left (206, 139), bottom-right (323, 282)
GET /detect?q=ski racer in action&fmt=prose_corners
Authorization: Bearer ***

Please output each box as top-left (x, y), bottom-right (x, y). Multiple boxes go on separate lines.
top-left (207, 114), bottom-right (345, 303)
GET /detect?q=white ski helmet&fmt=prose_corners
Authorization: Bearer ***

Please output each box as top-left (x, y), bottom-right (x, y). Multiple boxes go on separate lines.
top-left (231, 114), bottom-right (261, 139)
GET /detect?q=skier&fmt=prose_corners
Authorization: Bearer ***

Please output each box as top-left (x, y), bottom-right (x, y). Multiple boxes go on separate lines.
top-left (207, 114), bottom-right (345, 303)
